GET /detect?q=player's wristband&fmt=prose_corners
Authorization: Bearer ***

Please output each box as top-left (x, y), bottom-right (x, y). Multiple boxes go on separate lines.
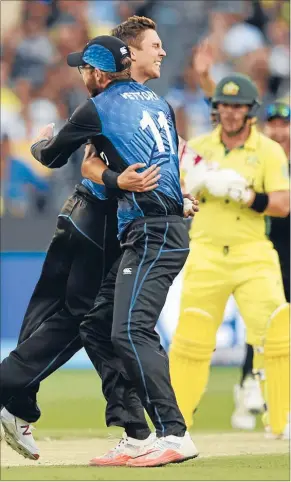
top-left (102, 169), bottom-right (119, 189)
top-left (249, 193), bottom-right (269, 213)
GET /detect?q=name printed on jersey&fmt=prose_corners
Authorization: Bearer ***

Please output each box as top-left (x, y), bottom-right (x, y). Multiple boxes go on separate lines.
top-left (120, 91), bottom-right (159, 101)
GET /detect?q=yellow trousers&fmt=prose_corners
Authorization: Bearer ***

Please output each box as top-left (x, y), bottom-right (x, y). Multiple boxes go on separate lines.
top-left (169, 240), bottom-right (287, 429)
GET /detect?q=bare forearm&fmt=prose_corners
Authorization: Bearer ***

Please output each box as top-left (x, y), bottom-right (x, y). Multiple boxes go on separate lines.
top-left (246, 190), bottom-right (290, 217)
top-left (199, 73), bottom-right (216, 98)
top-left (81, 157), bottom-right (107, 185)
top-left (265, 191), bottom-right (290, 217)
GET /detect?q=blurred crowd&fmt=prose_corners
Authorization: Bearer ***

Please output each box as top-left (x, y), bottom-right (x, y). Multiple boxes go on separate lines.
top-left (0, 0), bottom-right (290, 218)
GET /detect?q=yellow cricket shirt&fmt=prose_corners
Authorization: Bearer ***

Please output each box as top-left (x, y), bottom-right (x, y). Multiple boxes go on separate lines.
top-left (188, 125), bottom-right (289, 246)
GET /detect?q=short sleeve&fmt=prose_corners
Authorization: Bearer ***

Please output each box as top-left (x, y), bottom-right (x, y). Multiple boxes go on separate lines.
top-left (263, 141), bottom-right (290, 193)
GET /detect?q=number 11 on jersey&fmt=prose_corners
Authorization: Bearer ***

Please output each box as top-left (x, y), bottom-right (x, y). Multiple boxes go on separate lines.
top-left (140, 110), bottom-right (175, 154)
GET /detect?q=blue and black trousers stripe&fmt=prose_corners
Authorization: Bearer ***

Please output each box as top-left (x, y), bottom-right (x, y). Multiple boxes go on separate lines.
top-left (81, 215), bottom-right (189, 437)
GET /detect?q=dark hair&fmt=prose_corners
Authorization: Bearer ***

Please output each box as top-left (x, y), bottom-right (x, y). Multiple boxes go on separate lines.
top-left (111, 15), bottom-right (156, 49)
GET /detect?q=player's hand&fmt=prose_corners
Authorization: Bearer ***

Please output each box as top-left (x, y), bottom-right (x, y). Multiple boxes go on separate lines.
top-left (228, 186), bottom-right (255, 205)
top-left (205, 169), bottom-right (250, 200)
top-left (194, 39), bottom-right (214, 78)
top-left (33, 123), bottom-right (55, 144)
top-left (117, 163), bottom-right (161, 192)
top-left (180, 142), bottom-right (219, 195)
top-left (84, 143), bottom-right (97, 159)
top-left (183, 194), bottom-right (199, 218)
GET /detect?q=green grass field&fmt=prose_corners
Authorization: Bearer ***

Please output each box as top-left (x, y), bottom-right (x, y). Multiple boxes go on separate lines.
top-left (22, 366), bottom-right (264, 437)
top-left (2, 455), bottom-right (290, 481)
top-left (1, 367), bottom-right (289, 481)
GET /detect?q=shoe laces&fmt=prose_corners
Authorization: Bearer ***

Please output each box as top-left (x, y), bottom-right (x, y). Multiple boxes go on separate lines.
top-left (153, 438), bottom-right (167, 450)
top-left (149, 436), bottom-right (180, 452)
top-left (107, 434), bottom-right (128, 456)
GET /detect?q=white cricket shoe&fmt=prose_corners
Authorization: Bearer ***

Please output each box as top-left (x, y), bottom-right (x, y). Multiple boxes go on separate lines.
top-left (1, 407), bottom-right (39, 460)
top-left (231, 384), bottom-right (256, 430)
top-left (243, 377), bottom-right (265, 414)
top-left (89, 432), bottom-right (156, 466)
top-left (126, 431), bottom-right (198, 467)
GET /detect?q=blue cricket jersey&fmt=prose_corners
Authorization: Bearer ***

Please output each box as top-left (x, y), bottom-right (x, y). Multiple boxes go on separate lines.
top-left (91, 80), bottom-right (183, 234)
top-left (31, 79), bottom-right (183, 236)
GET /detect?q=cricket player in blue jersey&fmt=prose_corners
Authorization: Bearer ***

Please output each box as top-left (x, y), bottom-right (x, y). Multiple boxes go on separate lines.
top-left (1, 18), bottom-right (198, 465)
top-left (0, 19), bottom-right (164, 462)
top-left (27, 34), bottom-right (198, 466)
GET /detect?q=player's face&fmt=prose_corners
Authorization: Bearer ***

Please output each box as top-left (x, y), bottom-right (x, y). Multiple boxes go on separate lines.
top-left (264, 118), bottom-right (290, 146)
top-left (79, 65), bottom-right (103, 96)
top-left (131, 29), bottom-right (166, 81)
top-left (218, 103), bottom-right (250, 136)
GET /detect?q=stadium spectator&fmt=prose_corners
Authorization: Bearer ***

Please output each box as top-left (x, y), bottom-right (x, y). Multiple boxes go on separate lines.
top-left (9, 8), bottom-right (55, 89)
top-left (1, 133), bottom-right (50, 217)
top-left (165, 50), bottom-right (212, 140)
top-left (0, 0), bottom-right (289, 221)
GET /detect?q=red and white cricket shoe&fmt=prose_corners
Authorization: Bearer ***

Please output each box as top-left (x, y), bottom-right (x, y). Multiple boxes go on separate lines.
top-left (1, 408), bottom-right (39, 460)
top-left (127, 431), bottom-right (198, 467)
top-left (89, 432), bottom-right (156, 466)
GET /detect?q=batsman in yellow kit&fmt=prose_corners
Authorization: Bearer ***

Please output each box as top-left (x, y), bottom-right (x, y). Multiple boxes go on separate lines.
top-left (170, 73), bottom-right (290, 438)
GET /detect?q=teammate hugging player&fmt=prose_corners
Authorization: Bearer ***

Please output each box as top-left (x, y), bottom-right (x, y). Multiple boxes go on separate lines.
top-left (8, 30), bottom-right (198, 466)
top-left (0, 17), bottom-right (197, 465)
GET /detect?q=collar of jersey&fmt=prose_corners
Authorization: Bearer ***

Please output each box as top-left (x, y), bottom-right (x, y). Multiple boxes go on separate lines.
top-left (211, 125), bottom-right (259, 151)
top-left (103, 78), bottom-right (137, 92)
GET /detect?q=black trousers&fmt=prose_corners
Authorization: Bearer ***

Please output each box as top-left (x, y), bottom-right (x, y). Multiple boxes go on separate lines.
top-left (81, 215), bottom-right (189, 438)
top-left (0, 185), bottom-right (149, 435)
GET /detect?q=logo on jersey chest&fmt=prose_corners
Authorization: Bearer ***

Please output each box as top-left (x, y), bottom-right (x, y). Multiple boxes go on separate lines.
top-left (245, 155), bottom-right (259, 166)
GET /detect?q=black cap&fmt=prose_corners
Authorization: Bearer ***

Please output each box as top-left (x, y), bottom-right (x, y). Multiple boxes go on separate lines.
top-left (67, 35), bottom-right (131, 73)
